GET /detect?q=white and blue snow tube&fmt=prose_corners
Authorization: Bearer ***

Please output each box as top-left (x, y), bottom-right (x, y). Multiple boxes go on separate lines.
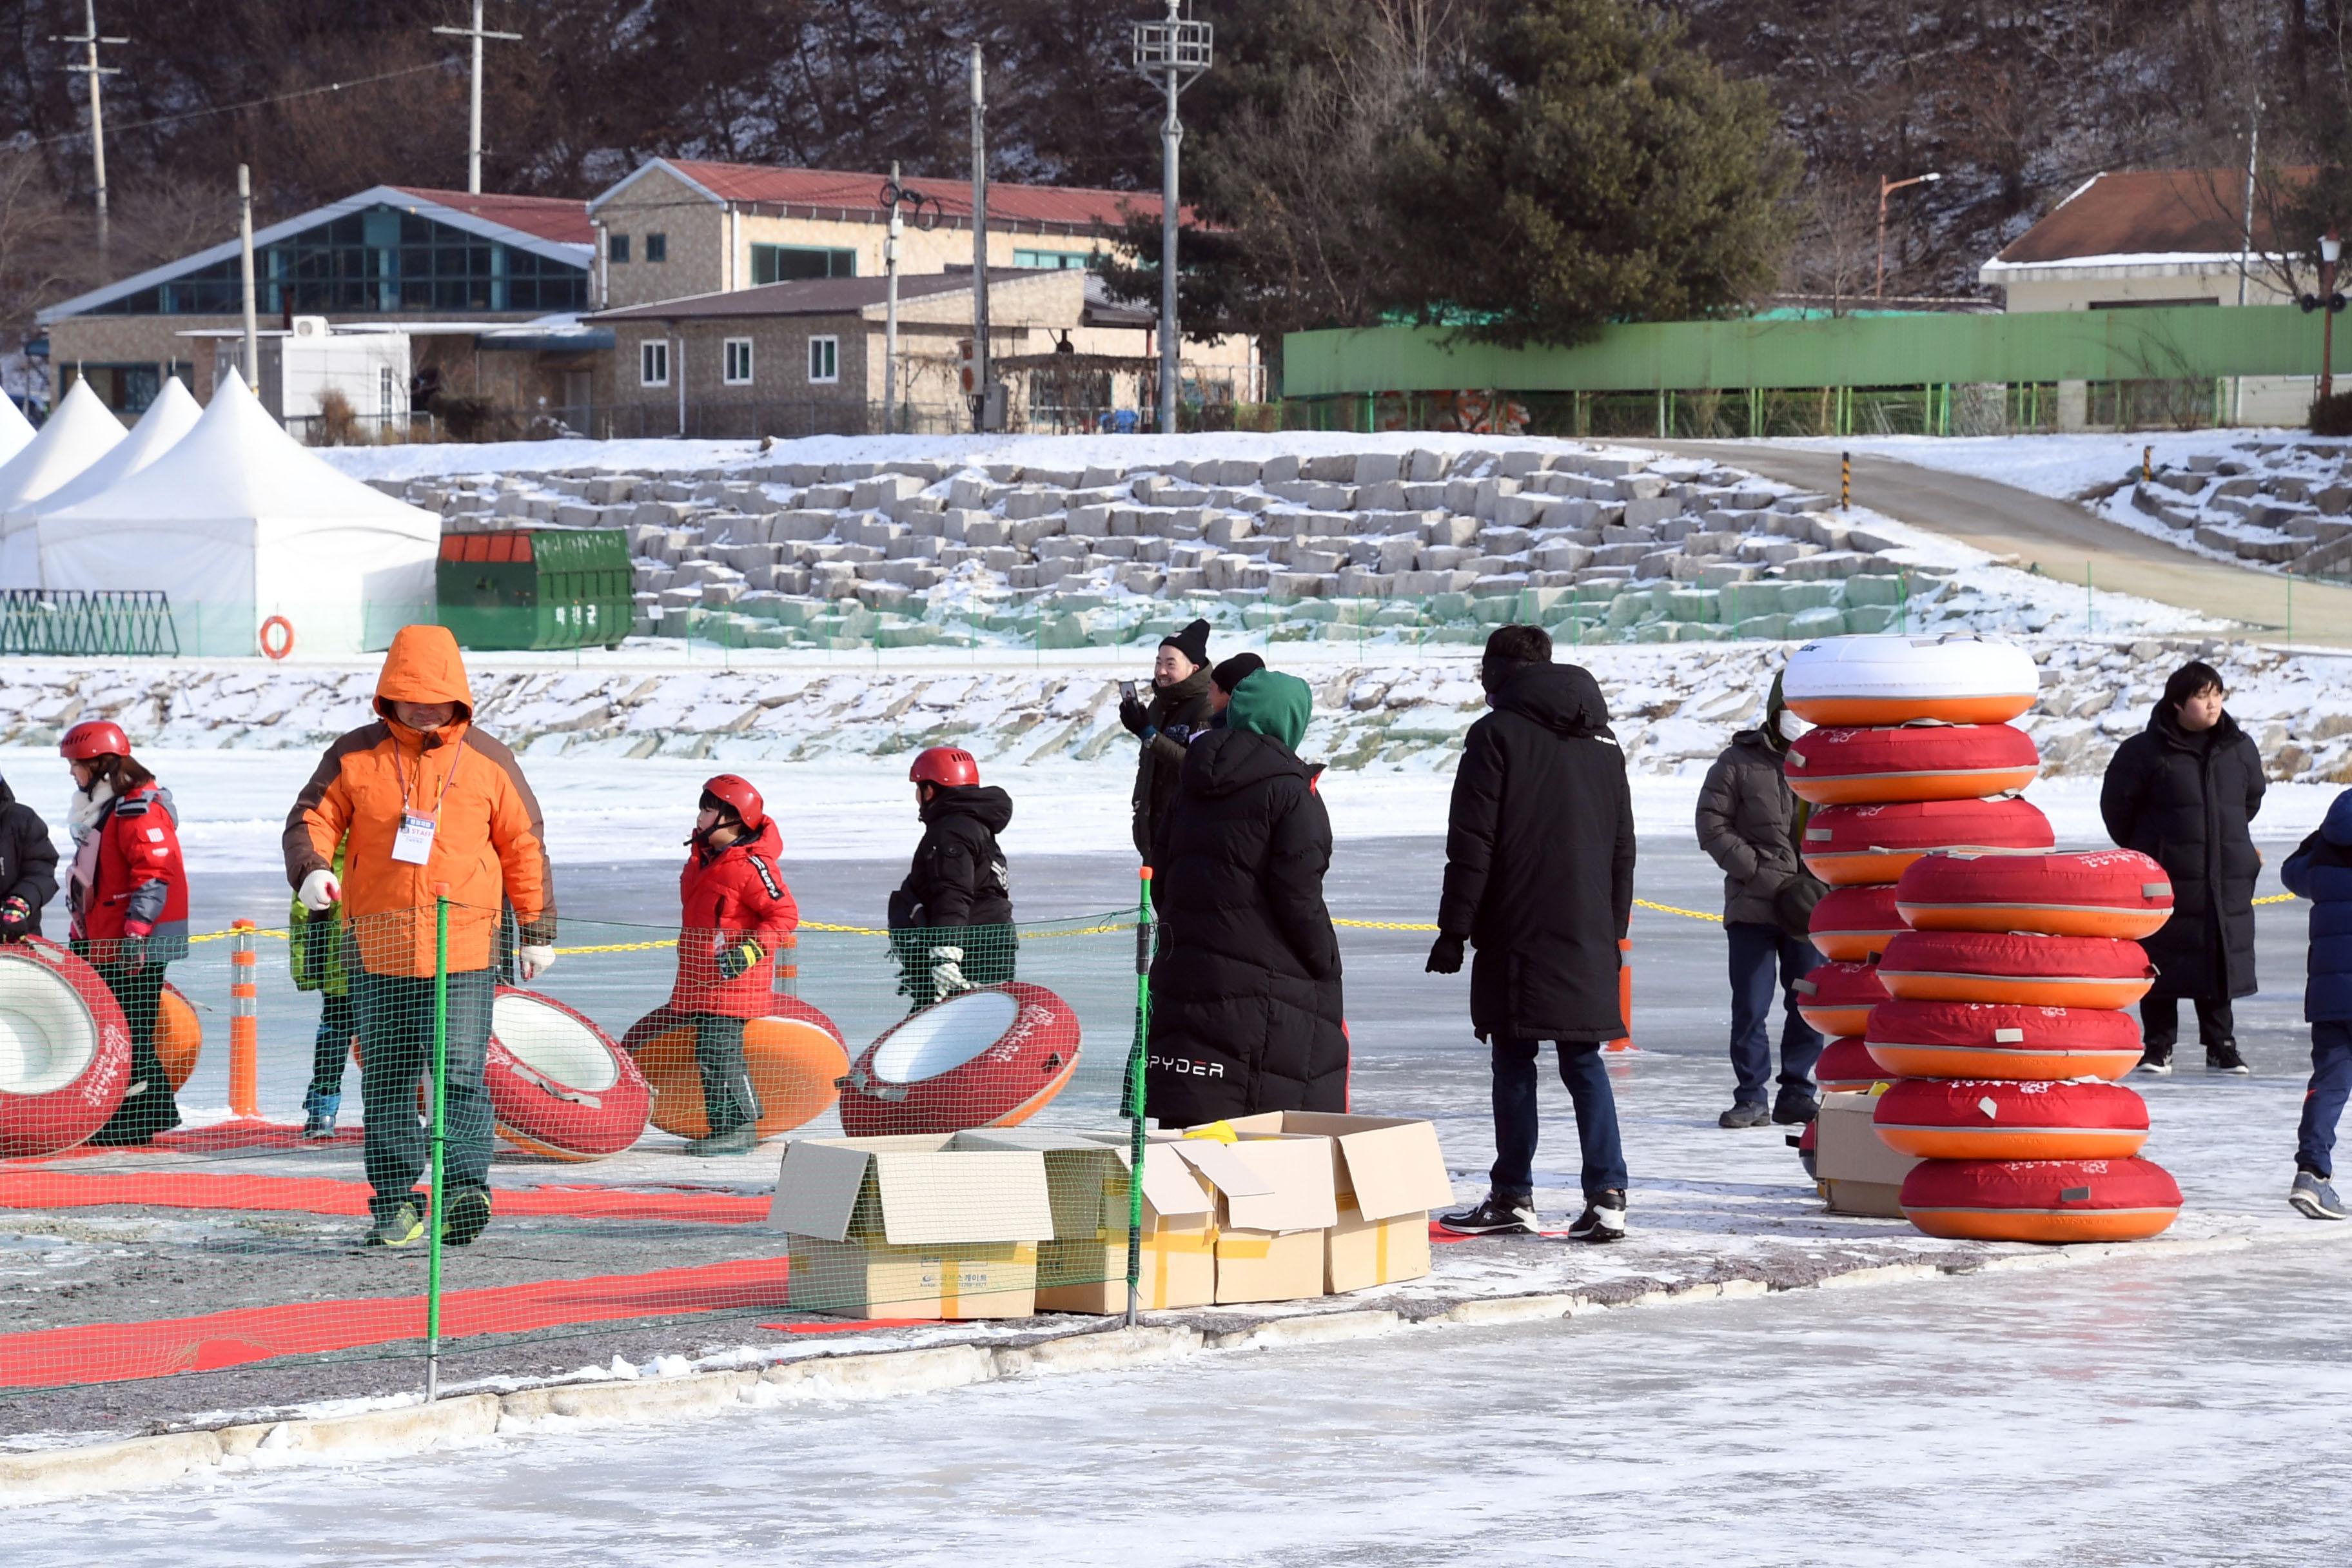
top-left (1783, 634), bottom-right (2038, 727)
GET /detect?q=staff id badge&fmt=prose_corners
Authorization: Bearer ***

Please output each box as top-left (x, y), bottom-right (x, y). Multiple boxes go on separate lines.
top-left (391, 810), bottom-right (439, 865)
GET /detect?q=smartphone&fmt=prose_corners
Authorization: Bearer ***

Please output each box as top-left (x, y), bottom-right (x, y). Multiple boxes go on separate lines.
top-left (1120, 680), bottom-right (1139, 701)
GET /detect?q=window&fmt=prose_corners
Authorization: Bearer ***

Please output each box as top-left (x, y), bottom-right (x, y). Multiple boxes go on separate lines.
top-left (608, 233), bottom-right (631, 264)
top-left (723, 337), bottom-right (754, 385)
top-left (1014, 248), bottom-right (1093, 270)
top-left (640, 338), bottom-right (670, 387)
top-left (751, 244), bottom-right (856, 284)
top-left (645, 233), bottom-right (668, 264)
top-left (379, 365), bottom-right (398, 415)
top-left (807, 336), bottom-right (839, 384)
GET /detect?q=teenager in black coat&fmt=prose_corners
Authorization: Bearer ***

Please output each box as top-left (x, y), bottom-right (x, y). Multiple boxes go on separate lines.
top-left (0, 772), bottom-right (59, 941)
top-left (2101, 659), bottom-right (2263, 1074)
top-left (890, 748), bottom-right (1017, 1006)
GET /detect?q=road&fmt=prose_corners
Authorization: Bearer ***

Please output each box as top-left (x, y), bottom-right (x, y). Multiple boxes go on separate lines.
top-left (1657, 440), bottom-right (2352, 647)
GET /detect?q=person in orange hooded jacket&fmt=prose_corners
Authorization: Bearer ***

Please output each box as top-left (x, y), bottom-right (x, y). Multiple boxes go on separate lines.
top-left (282, 625), bottom-right (553, 1249)
top-left (669, 775), bottom-right (799, 1156)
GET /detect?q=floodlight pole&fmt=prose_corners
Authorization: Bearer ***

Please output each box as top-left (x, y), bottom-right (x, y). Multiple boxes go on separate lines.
top-left (1132, 4), bottom-right (1211, 435)
top-left (885, 162), bottom-right (903, 436)
top-left (54, 0), bottom-right (126, 255)
top-left (970, 46), bottom-right (992, 433)
top-left (239, 164), bottom-right (259, 390)
top-left (434, 0), bottom-right (522, 195)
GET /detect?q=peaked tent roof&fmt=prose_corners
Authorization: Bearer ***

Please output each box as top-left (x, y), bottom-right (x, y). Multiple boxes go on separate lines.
top-left (8, 377), bottom-right (202, 524)
top-left (0, 394), bottom-right (32, 467)
top-left (0, 379), bottom-right (125, 512)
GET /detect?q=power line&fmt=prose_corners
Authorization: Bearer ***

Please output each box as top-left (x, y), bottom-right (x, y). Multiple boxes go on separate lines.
top-left (18, 61), bottom-right (447, 152)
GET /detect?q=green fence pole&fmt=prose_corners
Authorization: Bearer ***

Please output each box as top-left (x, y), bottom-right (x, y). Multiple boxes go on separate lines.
top-left (426, 885), bottom-right (450, 1402)
top-left (1124, 866), bottom-right (1155, 1328)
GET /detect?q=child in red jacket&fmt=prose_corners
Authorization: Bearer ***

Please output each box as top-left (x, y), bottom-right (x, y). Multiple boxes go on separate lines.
top-left (670, 775), bottom-right (799, 1156)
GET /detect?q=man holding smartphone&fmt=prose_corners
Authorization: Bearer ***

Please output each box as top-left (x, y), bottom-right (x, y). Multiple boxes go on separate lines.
top-left (1119, 618), bottom-right (1215, 859)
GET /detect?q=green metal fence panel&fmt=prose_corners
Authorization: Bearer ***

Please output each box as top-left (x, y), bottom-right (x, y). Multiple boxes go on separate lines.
top-left (0, 590), bottom-right (179, 657)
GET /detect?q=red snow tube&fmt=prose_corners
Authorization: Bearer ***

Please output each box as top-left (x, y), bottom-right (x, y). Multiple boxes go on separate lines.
top-left (839, 982), bottom-right (1081, 1136)
top-left (1810, 884), bottom-right (1906, 963)
top-left (0, 939), bottom-right (132, 1159)
top-left (1878, 930), bottom-right (2155, 1009)
top-left (1794, 1118), bottom-right (1819, 1181)
top-left (1865, 999), bottom-right (2144, 1082)
top-left (623, 999), bottom-right (848, 1142)
top-left (1785, 723), bottom-right (2040, 807)
top-left (1896, 849), bottom-right (2173, 939)
top-left (1815, 1034), bottom-right (1890, 1092)
top-left (1872, 1078), bottom-right (2150, 1160)
top-left (486, 988), bottom-right (651, 1161)
top-left (1899, 1156), bottom-right (2181, 1243)
top-left (1800, 798), bottom-right (2054, 887)
top-left (1791, 961), bottom-right (1888, 1038)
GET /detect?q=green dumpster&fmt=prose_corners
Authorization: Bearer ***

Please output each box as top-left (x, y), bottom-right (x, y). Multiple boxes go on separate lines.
top-left (436, 528), bottom-right (633, 651)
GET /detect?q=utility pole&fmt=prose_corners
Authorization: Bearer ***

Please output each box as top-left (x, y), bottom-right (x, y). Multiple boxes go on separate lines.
top-left (2234, 99), bottom-right (2261, 424)
top-left (1131, 4), bottom-right (1212, 434)
top-left (238, 165), bottom-right (260, 391)
top-left (54, 0), bottom-right (126, 255)
top-left (434, 0), bottom-right (521, 195)
top-left (969, 46), bottom-right (997, 433)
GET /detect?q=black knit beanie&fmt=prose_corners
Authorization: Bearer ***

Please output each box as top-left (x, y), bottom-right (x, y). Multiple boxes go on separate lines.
top-left (1160, 618), bottom-right (1211, 670)
top-left (1211, 651), bottom-right (1265, 694)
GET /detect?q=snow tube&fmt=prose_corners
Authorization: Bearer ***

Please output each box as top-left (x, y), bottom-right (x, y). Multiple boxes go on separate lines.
top-left (1878, 930), bottom-right (2155, 1009)
top-left (1872, 1078), bottom-right (2150, 1161)
top-left (1816, 1034), bottom-right (1890, 1092)
top-left (0, 939), bottom-right (132, 1159)
top-left (1793, 1118), bottom-right (1818, 1181)
top-left (1782, 634), bottom-right (2039, 727)
top-left (1899, 1156), bottom-right (2181, 1243)
top-left (1865, 999), bottom-right (2143, 1082)
top-left (157, 981), bottom-right (201, 1093)
top-left (485, 988), bottom-right (651, 1161)
top-left (1785, 723), bottom-right (2040, 807)
top-left (1895, 849), bottom-right (2173, 939)
top-left (1810, 884), bottom-right (1906, 963)
top-left (623, 999), bottom-right (848, 1142)
top-left (839, 982), bottom-right (1081, 1137)
top-left (1801, 798), bottom-right (2054, 887)
top-left (1791, 961), bottom-right (1889, 1038)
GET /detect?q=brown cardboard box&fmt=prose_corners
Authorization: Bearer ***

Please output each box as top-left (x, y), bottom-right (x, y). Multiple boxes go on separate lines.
top-left (1220, 1112), bottom-right (1453, 1293)
top-left (1814, 1089), bottom-right (1921, 1219)
top-left (767, 1132), bottom-right (1058, 1318)
top-left (957, 1130), bottom-right (1220, 1313)
top-left (1162, 1133), bottom-right (1340, 1304)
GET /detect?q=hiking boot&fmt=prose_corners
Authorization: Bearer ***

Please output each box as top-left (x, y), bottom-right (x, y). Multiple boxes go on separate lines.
top-left (2290, 1170), bottom-right (2347, 1220)
top-left (2136, 1043), bottom-right (2175, 1077)
top-left (1436, 1190), bottom-right (1539, 1236)
top-left (301, 1111), bottom-right (337, 1141)
top-left (2206, 1041), bottom-right (2251, 1075)
top-left (440, 1186), bottom-right (493, 1246)
top-left (1771, 1089), bottom-right (1821, 1126)
top-left (1718, 1101), bottom-right (1772, 1130)
top-left (366, 1202), bottom-right (426, 1248)
top-left (683, 1122), bottom-right (762, 1158)
top-left (1568, 1190), bottom-right (1628, 1244)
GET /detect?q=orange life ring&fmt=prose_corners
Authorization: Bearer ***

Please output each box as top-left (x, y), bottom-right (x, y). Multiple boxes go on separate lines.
top-left (259, 615), bottom-right (295, 660)
top-left (1785, 722), bottom-right (2041, 807)
top-left (1872, 1078), bottom-right (2151, 1161)
top-left (1865, 999), bottom-right (2143, 1082)
top-left (1895, 849), bottom-right (2173, 940)
top-left (1878, 930), bottom-right (2155, 1010)
top-left (1800, 797), bottom-right (2054, 887)
top-left (1899, 1156), bottom-right (2180, 1244)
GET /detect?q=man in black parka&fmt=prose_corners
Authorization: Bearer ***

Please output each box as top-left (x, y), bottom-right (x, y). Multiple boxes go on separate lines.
top-left (890, 747), bottom-right (1017, 1008)
top-left (1144, 669), bottom-right (1346, 1125)
top-left (0, 772), bottom-right (59, 941)
top-left (2101, 659), bottom-right (2263, 1074)
top-left (1121, 618), bottom-right (1217, 858)
top-left (1429, 625), bottom-right (1634, 1243)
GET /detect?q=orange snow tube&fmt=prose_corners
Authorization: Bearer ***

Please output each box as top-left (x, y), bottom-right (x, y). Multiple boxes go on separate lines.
top-left (1878, 930), bottom-right (2156, 1009)
top-left (157, 981), bottom-right (202, 1093)
top-left (1800, 797), bottom-right (2054, 887)
top-left (1792, 961), bottom-right (1889, 1039)
top-left (1809, 884), bottom-right (1905, 963)
top-left (1872, 1078), bottom-right (2151, 1161)
top-left (1865, 999), bottom-right (2143, 1083)
top-left (624, 999), bottom-right (850, 1142)
top-left (1899, 1156), bottom-right (2181, 1243)
top-left (1785, 723), bottom-right (2040, 807)
top-left (1895, 849), bottom-right (2174, 940)
top-left (1781, 634), bottom-right (2039, 727)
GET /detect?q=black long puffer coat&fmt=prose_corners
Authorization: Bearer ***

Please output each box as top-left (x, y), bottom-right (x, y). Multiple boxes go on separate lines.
top-left (1144, 729), bottom-right (1346, 1125)
top-left (1438, 662), bottom-right (1635, 1043)
top-left (2099, 703), bottom-right (2264, 1000)
top-left (0, 775), bottom-right (58, 940)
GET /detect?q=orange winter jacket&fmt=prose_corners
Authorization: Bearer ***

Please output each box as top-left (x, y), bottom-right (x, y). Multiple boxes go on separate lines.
top-left (282, 625), bottom-right (553, 977)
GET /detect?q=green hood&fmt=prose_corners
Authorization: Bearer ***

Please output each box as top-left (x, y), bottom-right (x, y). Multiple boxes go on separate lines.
top-left (1226, 669), bottom-right (1313, 753)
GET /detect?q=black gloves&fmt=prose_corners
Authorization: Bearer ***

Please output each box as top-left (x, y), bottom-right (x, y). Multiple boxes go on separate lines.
top-left (0, 896), bottom-right (27, 941)
top-left (716, 937), bottom-right (765, 982)
top-left (1425, 934), bottom-right (1465, 974)
top-left (1119, 696), bottom-right (1150, 736)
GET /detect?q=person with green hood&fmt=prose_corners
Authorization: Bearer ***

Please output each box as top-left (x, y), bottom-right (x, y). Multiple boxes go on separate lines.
top-left (1694, 672), bottom-right (1823, 1130)
top-left (1144, 667), bottom-right (1346, 1125)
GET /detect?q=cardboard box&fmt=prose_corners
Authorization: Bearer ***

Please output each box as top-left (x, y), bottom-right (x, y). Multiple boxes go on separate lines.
top-left (1161, 1132), bottom-right (1340, 1304)
top-left (956, 1130), bottom-right (1219, 1313)
top-left (1220, 1113), bottom-right (1453, 1293)
top-left (1814, 1090), bottom-right (1921, 1219)
top-left (767, 1133), bottom-right (1058, 1318)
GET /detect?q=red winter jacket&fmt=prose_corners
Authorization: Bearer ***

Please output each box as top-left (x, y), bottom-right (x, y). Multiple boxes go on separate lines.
top-left (73, 781), bottom-right (190, 961)
top-left (669, 819), bottom-right (799, 1017)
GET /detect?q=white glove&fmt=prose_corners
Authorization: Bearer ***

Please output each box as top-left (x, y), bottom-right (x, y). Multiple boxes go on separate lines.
top-left (518, 945), bottom-right (556, 982)
top-left (299, 869), bottom-right (340, 911)
top-left (928, 945), bottom-right (968, 1003)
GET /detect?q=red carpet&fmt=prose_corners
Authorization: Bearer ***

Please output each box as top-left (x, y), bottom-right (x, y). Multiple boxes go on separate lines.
top-left (0, 1170), bottom-right (769, 1224)
top-left (0, 1256), bottom-right (794, 1388)
top-left (32, 1122), bottom-right (366, 1159)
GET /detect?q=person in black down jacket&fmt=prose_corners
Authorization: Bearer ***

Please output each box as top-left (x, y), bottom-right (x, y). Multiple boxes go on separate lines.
top-left (889, 747), bottom-right (1017, 1008)
top-left (1145, 667), bottom-right (1346, 1125)
top-left (1121, 618), bottom-right (1217, 858)
top-left (1429, 625), bottom-right (1634, 1244)
top-left (2100, 659), bottom-right (2264, 1075)
top-left (0, 771), bottom-right (59, 941)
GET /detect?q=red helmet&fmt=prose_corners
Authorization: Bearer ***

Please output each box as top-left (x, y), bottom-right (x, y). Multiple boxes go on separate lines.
top-left (700, 773), bottom-right (765, 832)
top-left (59, 720), bottom-right (130, 762)
top-left (909, 747), bottom-right (979, 788)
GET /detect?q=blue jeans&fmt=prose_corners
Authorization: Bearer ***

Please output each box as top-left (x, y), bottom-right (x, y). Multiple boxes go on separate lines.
top-left (1489, 1037), bottom-right (1628, 1201)
top-left (1727, 921), bottom-right (1824, 1106)
top-left (304, 989), bottom-right (358, 1119)
top-left (2297, 1021), bottom-right (2352, 1177)
top-left (355, 968), bottom-right (495, 1217)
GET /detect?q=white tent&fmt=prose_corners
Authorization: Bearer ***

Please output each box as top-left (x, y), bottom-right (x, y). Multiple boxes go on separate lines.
top-left (3, 379), bottom-right (202, 581)
top-left (38, 373), bottom-right (439, 656)
top-left (0, 393), bottom-right (32, 467)
top-left (0, 381), bottom-right (127, 587)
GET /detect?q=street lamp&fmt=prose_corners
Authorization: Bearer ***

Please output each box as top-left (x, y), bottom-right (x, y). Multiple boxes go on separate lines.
top-left (1131, 2), bottom-right (1213, 435)
top-left (2304, 228), bottom-right (2346, 402)
top-left (1876, 172), bottom-right (1942, 299)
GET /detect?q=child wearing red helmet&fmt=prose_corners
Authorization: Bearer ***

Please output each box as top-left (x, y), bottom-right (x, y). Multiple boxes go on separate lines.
top-left (889, 748), bottom-right (1016, 1008)
top-left (670, 774), bottom-right (799, 1155)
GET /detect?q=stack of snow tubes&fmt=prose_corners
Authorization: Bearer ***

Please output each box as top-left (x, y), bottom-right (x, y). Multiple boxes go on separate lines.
top-left (1782, 634), bottom-right (2184, 1244)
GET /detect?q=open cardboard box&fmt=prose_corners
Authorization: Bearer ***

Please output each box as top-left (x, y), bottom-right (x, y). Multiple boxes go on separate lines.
top-left (1814, 1089), bottom-right (1921, 1219)
top-left (1132, 1130), bottom-right (1339, 1304)
top-left (767, 1133), bottom-right (1057, 1318)
top-left (954, 1130), bottom-right (1219, 1313)
top-left (1215, 1113), bottom-right (1454, 1292)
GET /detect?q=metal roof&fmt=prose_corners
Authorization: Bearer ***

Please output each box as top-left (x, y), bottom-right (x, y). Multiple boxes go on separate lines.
top-left (590, 157), bottom-right (1177, 232)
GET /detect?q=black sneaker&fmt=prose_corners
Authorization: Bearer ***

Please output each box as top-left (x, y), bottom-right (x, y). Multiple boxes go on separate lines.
top-left (1771, 1090), bottom-right (1821, 1126)
top-left (440, 1186), bottom-right (493, 1246)
top-left (1718, 1101), bottom-right (1772, 1129)
top-left (2206, 1041), bottom-right (2251, 1075)
top-left (301, 1112), bottom-right (337, 1141)
top-left (684, 1122), bottom-right (762, 1157)
top-left (1568, 1190), bottom-right (1627, 1244)
top-left (2136, 1044), bottom-right (2175, 1077)
top-left (365, 1201), bottom-right (426, 1248)
top-left (1436, 1190), bottom-right (1538, 1235)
